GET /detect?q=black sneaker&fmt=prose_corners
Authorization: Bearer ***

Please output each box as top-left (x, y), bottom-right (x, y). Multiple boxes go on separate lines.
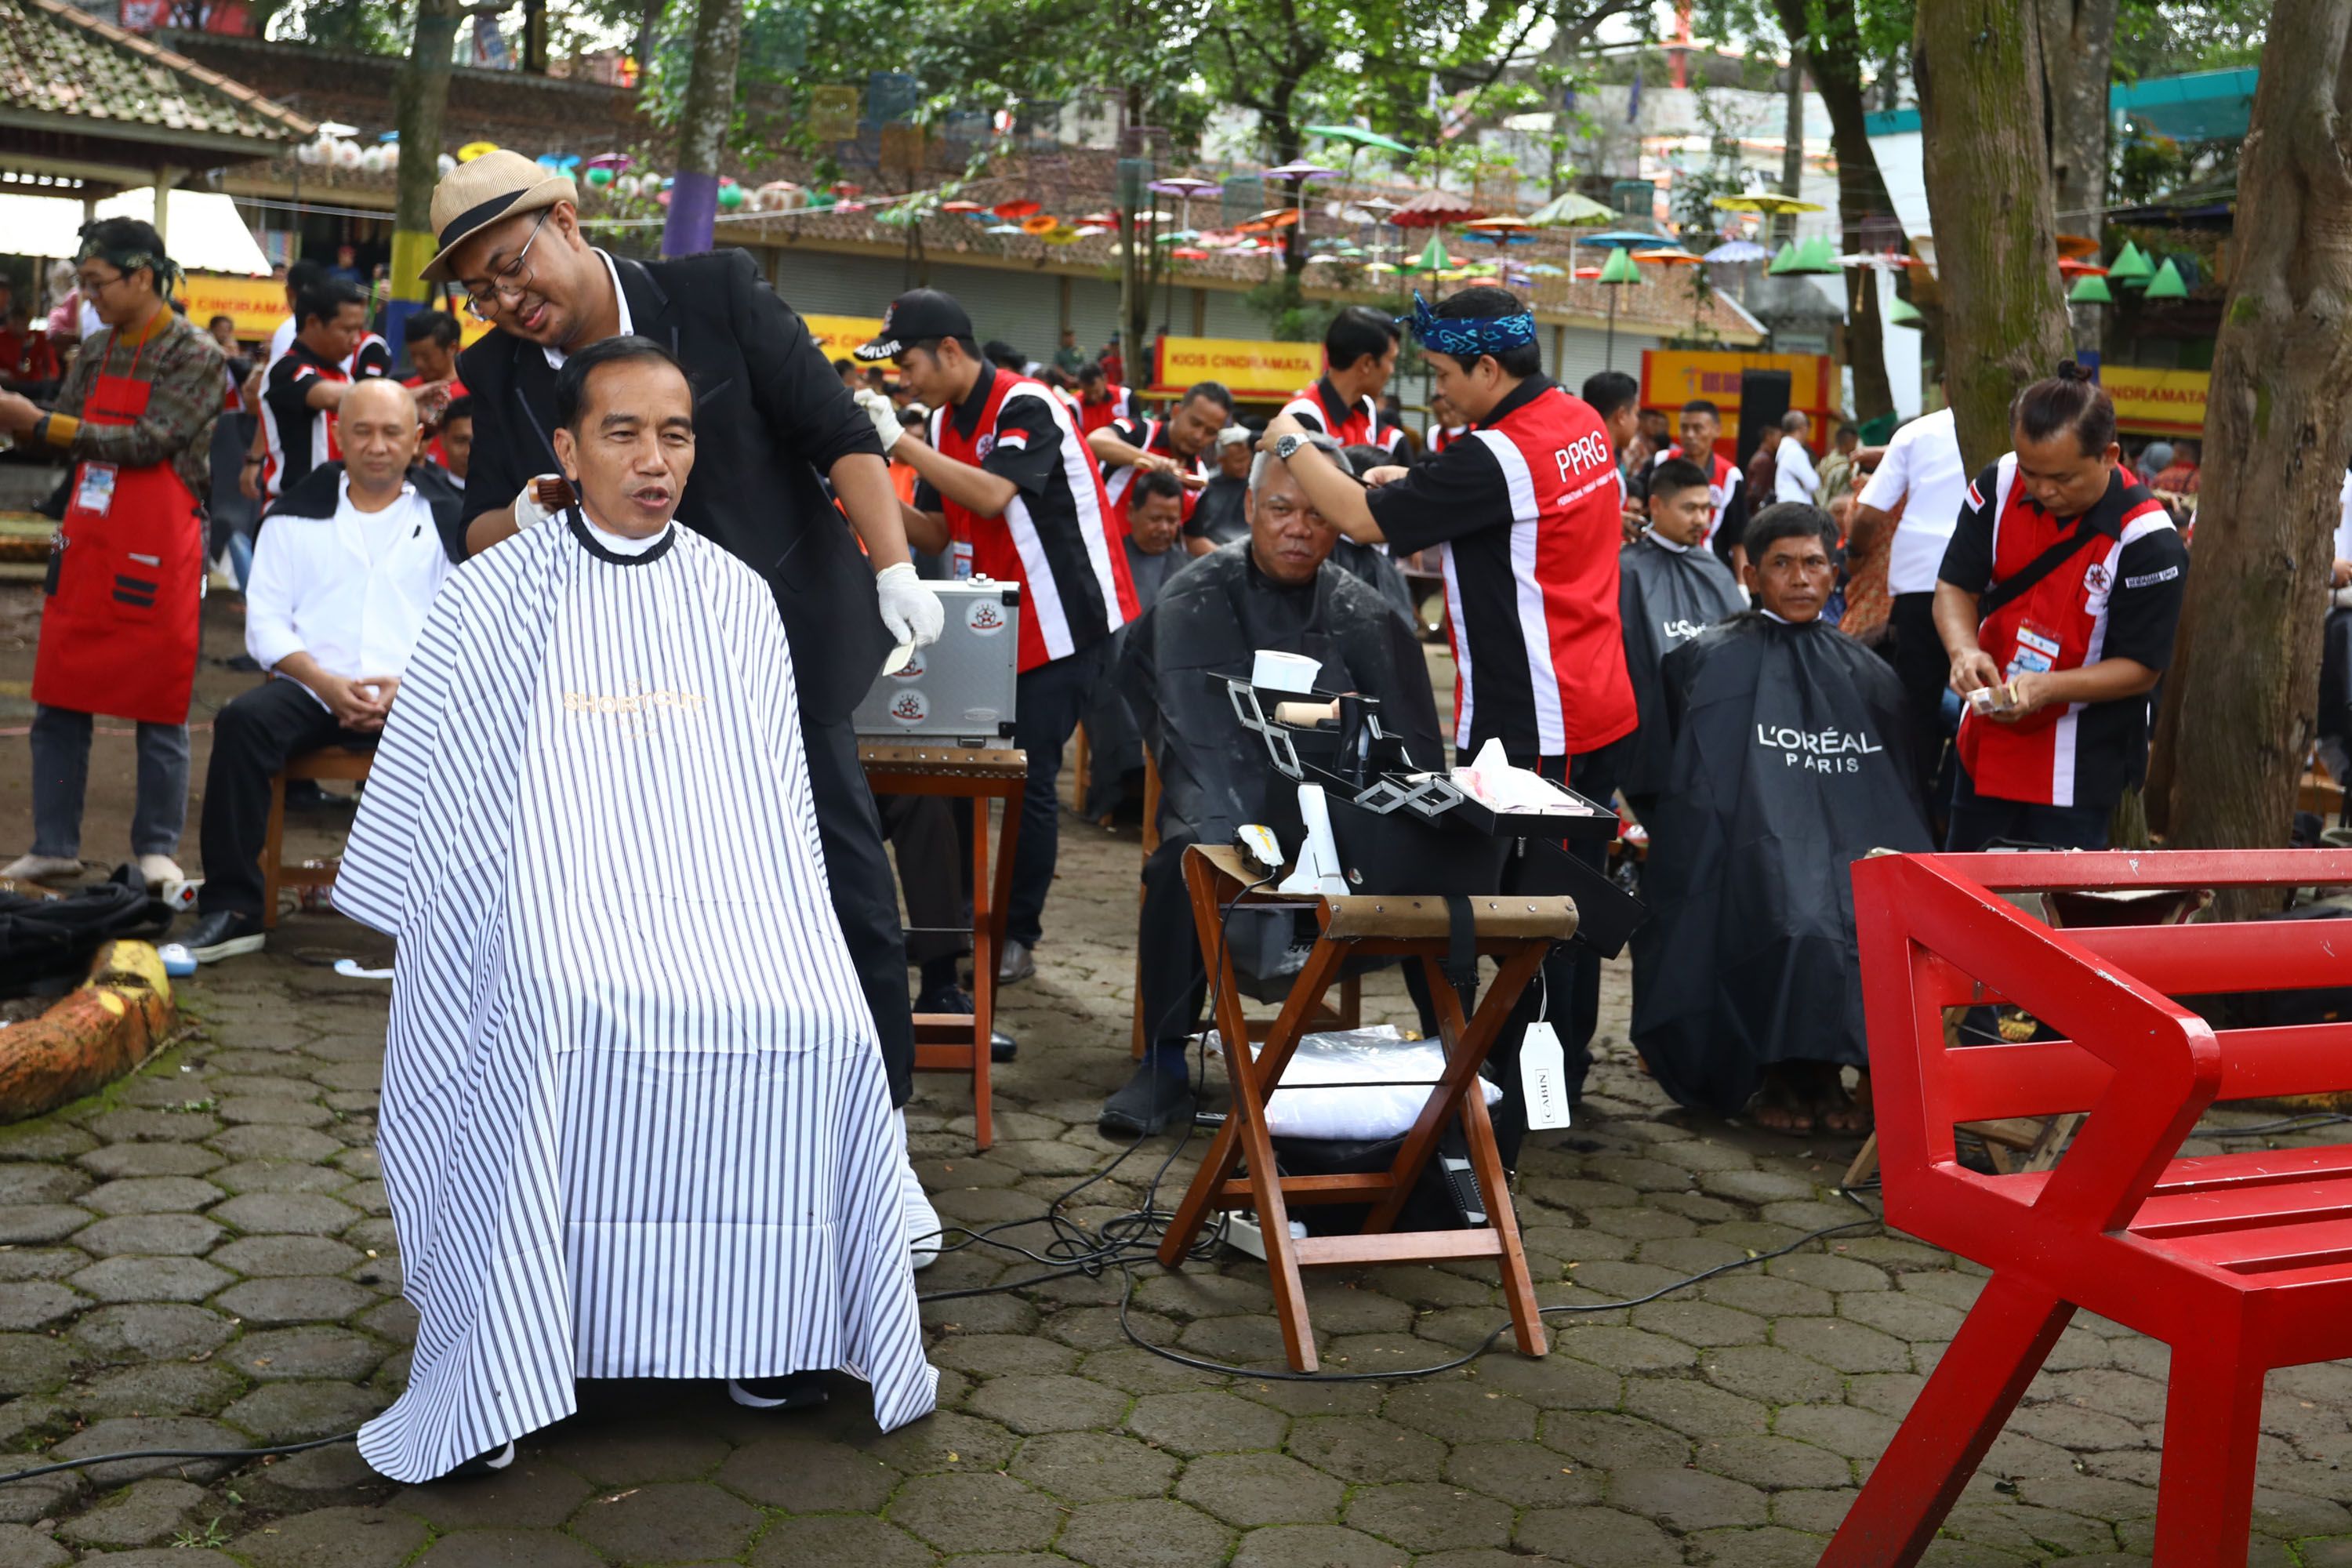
top-left (727, 1373), bottom-right (831, 1410)
top-left (1098, 1057), bottom-right (1196, 1138)
top-left (446, 1439), bottom-right (515, 1478)
top-left (182, 910), bottom-right (266, 964)
top-left (915, 983), bottom-right (1018, 1062)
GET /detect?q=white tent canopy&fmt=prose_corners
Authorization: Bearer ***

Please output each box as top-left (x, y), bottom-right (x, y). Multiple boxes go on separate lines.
top-left (0, 187), bottom-right (269, 276)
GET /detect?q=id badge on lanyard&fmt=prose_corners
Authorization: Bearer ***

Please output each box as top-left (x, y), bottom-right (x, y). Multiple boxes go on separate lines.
top-left (952, 538), bottom-right (975, 580)
top-left (2007, 621), bottom-right (2061, 683)
top-left (75, 464), bottom-right (118, 517)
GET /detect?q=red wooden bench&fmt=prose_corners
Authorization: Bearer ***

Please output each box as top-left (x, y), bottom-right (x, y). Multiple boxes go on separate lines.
top-left (1825, 848), bottom-right (2352, 1568)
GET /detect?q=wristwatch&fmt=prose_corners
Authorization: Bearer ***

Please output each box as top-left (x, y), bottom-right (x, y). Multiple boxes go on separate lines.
top-left (1274, 434), bottom-right (1307, 462)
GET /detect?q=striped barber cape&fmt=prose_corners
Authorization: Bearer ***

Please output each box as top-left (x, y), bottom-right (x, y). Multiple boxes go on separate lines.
top-left (335, 513), bottom-right (936, 1483)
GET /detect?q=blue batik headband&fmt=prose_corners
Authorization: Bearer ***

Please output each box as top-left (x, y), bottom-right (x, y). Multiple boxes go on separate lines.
top-left (1403, 290), bottom-right (1536, 359)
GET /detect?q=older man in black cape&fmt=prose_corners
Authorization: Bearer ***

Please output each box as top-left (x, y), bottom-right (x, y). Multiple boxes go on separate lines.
top-left (1099, 436), bottom-right (1443, 1135)
top-left (1632, 504), bottom-right (1931, 1136)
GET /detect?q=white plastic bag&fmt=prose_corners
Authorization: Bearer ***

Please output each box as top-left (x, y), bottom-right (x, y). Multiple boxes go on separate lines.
top-left (1203, 1024), bottom-right (1501, 1142)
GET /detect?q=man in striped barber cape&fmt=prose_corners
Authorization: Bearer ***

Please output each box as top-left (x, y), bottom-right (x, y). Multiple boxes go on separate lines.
top-left (334, 336), bottom-right (936, 1483)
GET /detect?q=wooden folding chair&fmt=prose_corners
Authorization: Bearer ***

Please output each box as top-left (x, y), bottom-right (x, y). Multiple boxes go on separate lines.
top-left (262, 746), bottom-right (373, 929)
top-left (1156, 844), bottom-right (1572, 1372)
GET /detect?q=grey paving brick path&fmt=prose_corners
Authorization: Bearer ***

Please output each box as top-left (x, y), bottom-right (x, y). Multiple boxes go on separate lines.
top-left (0, 799), bottom-right (2349, 1566)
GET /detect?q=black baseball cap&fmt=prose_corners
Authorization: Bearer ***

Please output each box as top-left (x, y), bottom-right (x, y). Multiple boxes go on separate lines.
top-left (855, 289), bottom-right (975, 362)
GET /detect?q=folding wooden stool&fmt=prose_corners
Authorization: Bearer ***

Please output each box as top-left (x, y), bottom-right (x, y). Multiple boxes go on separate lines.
top-left (1156, 844), bottom-right (1574, 1372)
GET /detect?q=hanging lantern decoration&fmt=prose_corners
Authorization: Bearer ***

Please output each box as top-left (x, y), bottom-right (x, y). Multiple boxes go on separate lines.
top-left (358, 145), bottom-right (387, 173)
top-left (331, 140), bottom-right (364, 170)
top-left (586, 166), bottom-right (614, 190)
top-left (2067, 273), bottom-right (2114, 305)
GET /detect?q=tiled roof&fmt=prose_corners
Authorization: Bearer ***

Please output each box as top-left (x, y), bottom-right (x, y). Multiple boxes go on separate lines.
top-left (0, 0), bottom-right (314, 151)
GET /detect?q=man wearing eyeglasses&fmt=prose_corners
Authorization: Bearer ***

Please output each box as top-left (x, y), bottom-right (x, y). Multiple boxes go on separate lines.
top-left (419, 151), bottom-right (942, 1169)
top-left (0, 218), bottom-right (226, 889)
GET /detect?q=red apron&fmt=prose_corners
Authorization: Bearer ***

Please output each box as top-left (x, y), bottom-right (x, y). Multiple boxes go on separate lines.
top-left (31, 353), bottom-right (205, 725)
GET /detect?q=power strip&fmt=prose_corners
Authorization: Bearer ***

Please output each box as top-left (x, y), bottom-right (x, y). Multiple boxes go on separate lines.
top-left (1221, 1210), bottom-right (1308, 1261)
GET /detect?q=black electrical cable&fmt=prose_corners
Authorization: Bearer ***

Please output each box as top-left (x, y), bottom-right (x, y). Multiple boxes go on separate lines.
top-left (6, 875), bottom-right (1894, 1480)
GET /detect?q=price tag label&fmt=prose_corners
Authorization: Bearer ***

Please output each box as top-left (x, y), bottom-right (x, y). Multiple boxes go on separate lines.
top-left (1521, 1021), bottom-right (1572, 1130)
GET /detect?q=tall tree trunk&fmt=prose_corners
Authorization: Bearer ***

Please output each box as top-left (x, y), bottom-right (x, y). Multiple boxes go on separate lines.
top-left (1780, 0), bottom-right (1896, 421)
top-left (2034, 0), bottom-right (2116, 238)
top-left (662, 0), bottom-right (743, 257)
top-left (2034, 0), bottom-right (2118, 354)
top-left (1912, 2), bottom-right (2070, 471)
top-left (390, 0), bottom-right (462, 303)
top-left (2143, 0), bottom-right (2352, 862)
top-left (1779, 40), bottom-right (1805, 251)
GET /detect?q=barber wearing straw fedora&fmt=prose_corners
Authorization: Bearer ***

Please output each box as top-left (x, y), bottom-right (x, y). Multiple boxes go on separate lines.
top-left (424, 149), bottom-right (945, 1121)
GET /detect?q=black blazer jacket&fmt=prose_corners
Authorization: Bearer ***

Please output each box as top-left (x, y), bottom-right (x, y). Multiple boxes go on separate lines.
top-left (456, 248), bottom-right (891, 722)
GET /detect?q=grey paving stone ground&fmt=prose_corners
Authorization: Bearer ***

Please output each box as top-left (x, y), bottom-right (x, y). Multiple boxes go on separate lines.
top-left (4, 685), bottom-right (2352, 1564)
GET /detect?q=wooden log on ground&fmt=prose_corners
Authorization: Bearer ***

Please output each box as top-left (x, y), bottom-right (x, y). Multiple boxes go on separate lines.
top-left (0, 943), bottom-right (176, 1123)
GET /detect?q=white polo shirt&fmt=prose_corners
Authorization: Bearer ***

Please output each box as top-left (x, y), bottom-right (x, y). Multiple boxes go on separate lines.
top-left (245, 475), bottom-right (452, 710)
top-left (1859, 406), bottom-right (1969, 597)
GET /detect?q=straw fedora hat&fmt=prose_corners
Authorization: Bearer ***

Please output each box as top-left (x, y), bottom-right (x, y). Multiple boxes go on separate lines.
top-left (419, 149), bottom-right (579, 283)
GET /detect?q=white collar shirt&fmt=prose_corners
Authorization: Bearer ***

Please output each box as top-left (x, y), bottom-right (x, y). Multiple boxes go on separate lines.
top-left (1773, 439), bottom-right (1820, 504)
top-left (245, 474), bottom-right (452, 710)
top-left (542, 249), bottom-right (634, 371)
top-left (1857, 407), bottom-right (1969, 597)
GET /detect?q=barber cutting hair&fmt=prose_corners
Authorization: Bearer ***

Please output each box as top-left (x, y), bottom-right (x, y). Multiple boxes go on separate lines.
top-left (423, 152), bottom-right (943, 1162)
top-left (1264, 287), bottom-right (1636, 1158)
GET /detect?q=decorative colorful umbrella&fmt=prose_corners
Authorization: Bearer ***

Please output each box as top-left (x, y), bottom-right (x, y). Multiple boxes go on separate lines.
top-left (587, 151), bottom-right (633, 172)
top-left (457, 141), bottom-right (498, 163)
top-left (1703, 239), bottom-right (1770, 264)
top-left (1171, 247), bottom-right (1210, 260)
top-left (1306, 124), bottom-right (1417, 155)
top-left (1262, 160), bottom-right (1339, 182)
top-left (1524, 263), bottom-right (1566, 277)
top-left (1250, 209), bottom-right (1303, 227)
top-left (1578, 230), bottom-right (1666, 249)
top-left (1073, 224), bottom-right (1111, 238)
top-left (1391, 190), bottom-right (1486, 229)
top-left (1597, 245), bottom-right (1641, 369)
top-left (1710, 194), bottom-right (1826, 216)
top-left (1020, 214), bottom-right (1058, 235)
top-left (940, 198), bottom-right (987, 215)
top-left (1526, 191), bottom-right (1616, 227)
top-left (993, 198), bottom-right (1042, 220)
top-left (985, 223), bottom-right (1025, 235)
top-left (1632, 248), bottom-right (1702, 265)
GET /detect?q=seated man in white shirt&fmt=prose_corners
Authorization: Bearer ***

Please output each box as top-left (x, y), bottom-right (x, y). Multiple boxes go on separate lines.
top-left (180, 379), bottom-right (464, 961)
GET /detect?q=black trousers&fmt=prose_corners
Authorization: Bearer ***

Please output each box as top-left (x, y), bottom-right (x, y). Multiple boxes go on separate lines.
top-left (877, 792), bottom-right (969, 970)
top-left (1487, 742), bottom-right (1621, 1171)
top-left (1889, 592), bottom-right (1951, 813)
top-left (1944, 764), bottom-right (2112, 853)
top-left (1137, 833), bottom-right (1204, 1049)
top-left (803, 716), bottom-right (916, 1106)
top-left (1008, 641), bottom-right (1111, 949)
top-left (198, 680), bottom-right (376, 921)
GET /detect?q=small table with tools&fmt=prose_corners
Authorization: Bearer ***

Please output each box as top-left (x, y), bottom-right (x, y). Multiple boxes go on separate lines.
top-left (1156, 844), bottom-right (1577, 1372)
top-left (859, 740), bottom-right (1025, 1151)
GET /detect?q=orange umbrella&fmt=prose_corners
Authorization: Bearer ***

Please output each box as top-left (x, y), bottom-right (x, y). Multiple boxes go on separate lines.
top-left (1250, 208), bottom-right (1302, 227)
top-left (1632, 248), bottom-right (1703, 265)
top-left (1236, 220), bottom-right (1272, 235)
top-left (1020, 214), bottom-right (1058, 235)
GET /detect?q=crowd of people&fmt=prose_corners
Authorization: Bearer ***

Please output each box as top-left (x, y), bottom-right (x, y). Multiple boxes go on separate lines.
top-left (0, 144), bottom-right (2209, 1480)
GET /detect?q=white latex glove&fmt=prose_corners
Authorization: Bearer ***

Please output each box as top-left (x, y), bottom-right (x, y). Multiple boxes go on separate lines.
top-left (876, 561), bottom-right (946, 648)
top-left (512, 474), bottom-right (563, 531)
top-left (854, 388), bottom-right (902, 455)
